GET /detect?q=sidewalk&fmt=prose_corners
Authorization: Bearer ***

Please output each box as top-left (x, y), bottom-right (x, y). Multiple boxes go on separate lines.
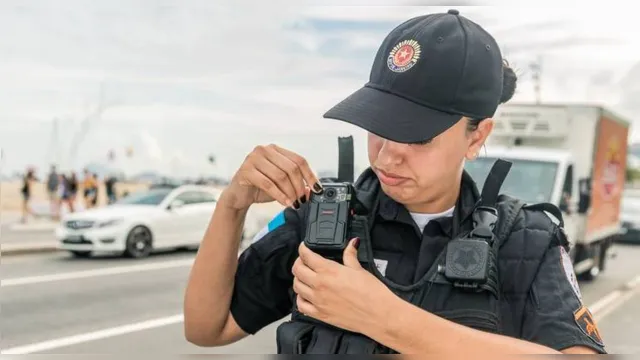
top-left (1, 211), bottom-right (60, 256)
top-left (0, 241), bottom-right (59, 256)
top-left (1, 212), bottom-right (59, 232)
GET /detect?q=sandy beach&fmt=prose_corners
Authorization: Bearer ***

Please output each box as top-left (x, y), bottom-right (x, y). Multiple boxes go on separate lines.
top-left (0, 180), bottom-right (149, 213)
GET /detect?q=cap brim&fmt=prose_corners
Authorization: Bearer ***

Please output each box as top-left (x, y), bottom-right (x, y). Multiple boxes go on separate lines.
top-left (323, 86), bottom-right (462, 143)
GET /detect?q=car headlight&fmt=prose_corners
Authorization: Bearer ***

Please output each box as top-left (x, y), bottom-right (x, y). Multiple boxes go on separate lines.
top-left (98, 219), bottom-right (124, 228)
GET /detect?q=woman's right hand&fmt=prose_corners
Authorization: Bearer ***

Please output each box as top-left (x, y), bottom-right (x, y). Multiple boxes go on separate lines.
top-left (220, 144), bottom-right (323, 211)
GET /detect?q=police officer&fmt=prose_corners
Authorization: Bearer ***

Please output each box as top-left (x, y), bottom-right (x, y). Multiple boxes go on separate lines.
top-left (184, 9), bottom-right (606, 355)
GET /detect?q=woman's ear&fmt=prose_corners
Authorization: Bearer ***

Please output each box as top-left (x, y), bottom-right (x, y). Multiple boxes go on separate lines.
top-left (465, 119), bottom-right (494, 160)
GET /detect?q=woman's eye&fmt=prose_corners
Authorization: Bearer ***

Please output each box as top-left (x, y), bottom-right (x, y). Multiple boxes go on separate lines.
top-left (411, 138), bottom-right (433, 146)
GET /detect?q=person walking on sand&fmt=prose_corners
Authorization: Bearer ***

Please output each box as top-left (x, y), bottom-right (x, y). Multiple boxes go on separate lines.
top-left (20, 168), bottom-right (36, 223)
top-left (46, 165), bottom-right (61, 220)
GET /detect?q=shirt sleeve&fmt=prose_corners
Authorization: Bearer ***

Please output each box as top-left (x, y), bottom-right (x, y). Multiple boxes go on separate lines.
top-left (230, 206), bottom-right (304, 335)
top-left (521, 241), bottom-right (607, 354)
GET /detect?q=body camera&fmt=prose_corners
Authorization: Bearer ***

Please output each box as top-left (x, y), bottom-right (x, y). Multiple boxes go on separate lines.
top-left (304, 183), bottom-right (354, 261)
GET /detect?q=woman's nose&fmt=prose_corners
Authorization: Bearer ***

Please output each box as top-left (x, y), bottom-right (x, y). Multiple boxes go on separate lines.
top-left (377, 139), bottom-right (406, 165)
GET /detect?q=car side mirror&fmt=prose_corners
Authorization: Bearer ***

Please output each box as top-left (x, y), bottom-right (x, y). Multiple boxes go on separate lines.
top-left (168, 199), bottom-right (185, 210)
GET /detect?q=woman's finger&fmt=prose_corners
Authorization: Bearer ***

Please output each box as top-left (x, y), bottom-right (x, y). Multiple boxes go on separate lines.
top-left (251, 156), bottom-right (299, 207)
top-left (244, 168), bottom-right (292, 207)
top-left (293, 276), bottom-right (315, 302)
top-left (272, 145), bottom-right (323, 193)
top-left (292, 256), bottom-right (318, 288)
top-left (263, 145), bottom-right (307, 203)
top-left (296, 294), bottom-right (318, 317)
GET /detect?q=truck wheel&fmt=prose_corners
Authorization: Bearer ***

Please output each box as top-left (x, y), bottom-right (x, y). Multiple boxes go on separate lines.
top-left (579, 243), bottom-right (603, 282)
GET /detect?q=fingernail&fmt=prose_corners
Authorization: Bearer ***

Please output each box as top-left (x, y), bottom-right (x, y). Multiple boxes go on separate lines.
top-left (299, 195), bottom-right (306, 204)
top-left (292, 199), bottom-right (300, 209)
top-left (353, 237), bottom-right (360, 249)
top-left (313, 183), bottom-right (323, 193)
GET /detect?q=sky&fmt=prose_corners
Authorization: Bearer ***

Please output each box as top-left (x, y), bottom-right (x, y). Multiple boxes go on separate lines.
top-left (2, 2), bottom-right (640, 179)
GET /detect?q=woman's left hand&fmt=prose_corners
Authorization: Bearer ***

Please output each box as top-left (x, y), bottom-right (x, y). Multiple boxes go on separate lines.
top-left (292, 238), bottom-right (396, 334)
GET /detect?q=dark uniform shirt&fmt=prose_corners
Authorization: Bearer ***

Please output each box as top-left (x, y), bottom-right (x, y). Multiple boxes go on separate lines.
top-left (230, 174), bottom-right (606, 354)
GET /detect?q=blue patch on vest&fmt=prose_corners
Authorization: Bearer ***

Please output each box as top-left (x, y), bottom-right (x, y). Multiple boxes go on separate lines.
top-left (268, 211), bottom-right (286, 231)
top-left (251, 210), bottom-right (286, 244)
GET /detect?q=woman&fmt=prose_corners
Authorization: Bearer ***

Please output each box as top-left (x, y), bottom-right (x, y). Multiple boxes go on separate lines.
top-left (62, 172), bottom-right (78, 213)
top-left (20, 168), bottom-right (35, 223)
top-left (82, 170), bottom-right (98, 209)
top-left (184, 10), bottom-right (605, 355)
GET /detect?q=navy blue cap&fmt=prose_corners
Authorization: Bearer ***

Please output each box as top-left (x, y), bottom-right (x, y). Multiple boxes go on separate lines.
top-left (323, 9), bottom-right (504, 143)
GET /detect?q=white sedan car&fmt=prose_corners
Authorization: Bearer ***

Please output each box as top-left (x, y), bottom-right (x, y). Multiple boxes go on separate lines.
top-left (56, 185), bottom-right (222, 258)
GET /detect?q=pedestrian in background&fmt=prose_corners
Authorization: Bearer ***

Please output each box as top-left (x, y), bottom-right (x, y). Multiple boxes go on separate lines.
top-left (46, 164), bottom-right (61, 220)
top-left (20, 168), bottom-right (36, 223)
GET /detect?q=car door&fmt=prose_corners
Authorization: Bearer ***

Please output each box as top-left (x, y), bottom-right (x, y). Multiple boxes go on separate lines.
top-left (190, 191), bottom-right (218, 242)
top-left (166, 191), bottom-right (214, 247)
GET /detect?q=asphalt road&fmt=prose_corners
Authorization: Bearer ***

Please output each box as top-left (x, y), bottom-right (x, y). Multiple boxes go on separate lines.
top-left (2, 229), bottom-right (640, 354)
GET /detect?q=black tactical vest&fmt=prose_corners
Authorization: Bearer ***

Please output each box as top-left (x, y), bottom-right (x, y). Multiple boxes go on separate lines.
top-left (276, 160), bottom-right (566, 354)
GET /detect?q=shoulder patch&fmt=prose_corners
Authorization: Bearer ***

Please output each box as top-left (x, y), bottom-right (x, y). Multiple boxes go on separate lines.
top-left (574, 305), bottom-right (604, 346)
top-left (250, 211), bottom-right (286, 244)
top-left (560, 247), bottom-right (582, 301)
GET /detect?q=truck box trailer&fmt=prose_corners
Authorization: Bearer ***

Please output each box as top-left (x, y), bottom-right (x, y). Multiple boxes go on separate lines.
top-left (464, 103), bottom-right (631, 280)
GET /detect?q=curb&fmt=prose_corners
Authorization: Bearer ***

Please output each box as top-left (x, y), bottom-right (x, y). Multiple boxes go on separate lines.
top-left (6, 224), bottom-right (58, 233)
top-left (0, 243), bottom-right (60, 257)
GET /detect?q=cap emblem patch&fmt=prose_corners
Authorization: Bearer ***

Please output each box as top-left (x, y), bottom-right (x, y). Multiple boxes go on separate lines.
top-left (387, 39), bottom-right (421, 73)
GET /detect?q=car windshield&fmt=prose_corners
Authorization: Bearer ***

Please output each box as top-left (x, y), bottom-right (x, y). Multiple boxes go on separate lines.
top-left (464, 157), bottom-right (559, 204)
top-left (114, 188), bottom-right (172, 206)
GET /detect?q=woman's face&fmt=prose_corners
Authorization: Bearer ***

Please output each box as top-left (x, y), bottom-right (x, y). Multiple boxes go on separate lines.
top-left (367, 117), bottom-right (493, 210)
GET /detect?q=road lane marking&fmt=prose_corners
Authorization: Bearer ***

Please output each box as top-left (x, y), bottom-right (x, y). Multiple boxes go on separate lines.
top-left (3, 265), bottom-right (638, 354)
top-left (0, 314), bottom-right (184, 354)
top-left (1, 259), bottom-right (194, 287)
top-left (589, 273), bottom-right (640, 322)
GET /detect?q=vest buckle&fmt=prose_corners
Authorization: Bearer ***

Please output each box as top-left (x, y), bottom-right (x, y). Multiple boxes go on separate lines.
top-left (443, 238), bottom-right (491, 288)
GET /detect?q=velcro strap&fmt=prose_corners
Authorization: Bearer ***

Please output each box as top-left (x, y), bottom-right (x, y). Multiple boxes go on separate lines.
top-left (350, 215), bottom-right (372, 265)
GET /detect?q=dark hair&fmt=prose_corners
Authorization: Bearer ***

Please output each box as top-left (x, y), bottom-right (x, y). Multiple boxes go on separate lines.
top-left (466, 60), bottom-right (517, 132)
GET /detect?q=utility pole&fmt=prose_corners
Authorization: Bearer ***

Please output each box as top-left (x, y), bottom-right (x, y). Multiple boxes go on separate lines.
top-left (529, 55), bottom-right (542, 104)
top-left (49, 117), bottom-right (60, 167)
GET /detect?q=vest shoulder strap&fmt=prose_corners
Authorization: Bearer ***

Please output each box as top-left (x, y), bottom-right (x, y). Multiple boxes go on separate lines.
top-left (523, 202), bottom-right (565, 228)
top-left (479, 159), bottom-right (512, 208)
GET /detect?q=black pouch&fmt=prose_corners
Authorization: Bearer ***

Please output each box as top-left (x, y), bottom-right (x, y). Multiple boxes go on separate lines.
top-left (336, 332), bottom-right (380, 354)
top-left (303, 326), bottom-right (344, 354)
top-left (276, 321), bottom-right (315, 354)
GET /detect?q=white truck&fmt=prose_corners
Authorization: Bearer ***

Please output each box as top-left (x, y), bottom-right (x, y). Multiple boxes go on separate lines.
top-left (464, 103), bottom-right (631, 281)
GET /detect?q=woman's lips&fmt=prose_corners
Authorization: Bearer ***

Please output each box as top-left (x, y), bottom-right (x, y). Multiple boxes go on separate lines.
top-left (376, 169), bottom-right (409, 186)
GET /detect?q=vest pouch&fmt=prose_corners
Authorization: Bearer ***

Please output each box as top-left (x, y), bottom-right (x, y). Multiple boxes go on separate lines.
top-left (303, 325), bottom-right (344, 354)
top-left (434, 308), bottom-right (500, 333)
top-left (336, 332), bottom-right (380, 354)
top-left (276, 321), bottom-right (315, 354)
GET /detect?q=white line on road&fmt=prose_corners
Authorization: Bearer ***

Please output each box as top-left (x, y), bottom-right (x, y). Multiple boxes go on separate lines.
top-left (3, 265), bottom-right (639, 354)
top-left (0, 314), bottom-right (184, 354)
top-left (590, 273), bottom-right (640, 322)
top-left (0, 259), bottom-right (194, 287)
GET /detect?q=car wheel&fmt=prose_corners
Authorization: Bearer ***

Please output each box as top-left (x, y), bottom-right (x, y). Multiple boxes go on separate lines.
top-left (70, 251), bottom-right (91, 258)
top-left (124, 226), bottom-right (153, 258)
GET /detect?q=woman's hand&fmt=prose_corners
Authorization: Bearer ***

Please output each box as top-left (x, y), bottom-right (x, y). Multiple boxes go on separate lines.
top-left (292, 238), bottom-right (397, 335)
top-left (221, 144), bottom-right (322, 211)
